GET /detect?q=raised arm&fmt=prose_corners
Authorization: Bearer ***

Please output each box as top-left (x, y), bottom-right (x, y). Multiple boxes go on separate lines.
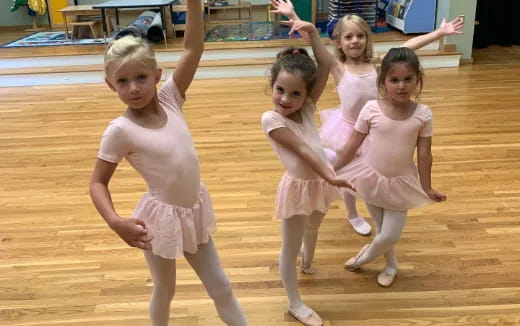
top-left (89, 159), bottom-right (152, 249)
top-left (269, 127), bottom-right (355, 189)
top-left (173, 0), bottom-right (204, 98)
top-left (402, 17), bottom-right (464, 51)
top-left (334, 130), bottom-right (366, 170)
top-left (417, 136), bottom-right (447, 202)
top-left (284, 20), bottom-right (337, 103)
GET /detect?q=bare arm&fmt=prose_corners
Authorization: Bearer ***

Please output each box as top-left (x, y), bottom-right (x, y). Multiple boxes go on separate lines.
top-left (173, 0), bottom-right (204, 98)
top-left (269, 127), bottom-right (354, 189)
top-left (89, 158), bottom-right (152, 249)
top-left (334, 130), bottom-right (366, 170)
top-left (270, 0), bottom-right (310, 42)
top-left (285, 20), bottom-right (332, 103)
top-left (417, 136), bottom-right (446, 202)
top-left (402, 17), bottom-right (464, 51)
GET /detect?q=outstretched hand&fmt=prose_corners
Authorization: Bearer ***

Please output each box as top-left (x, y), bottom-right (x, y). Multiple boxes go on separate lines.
top-left (329, 177), bottom-right (356, 191)
top-left (438, 17), bottom-right (464, 36)
top-left (111, 217), bottom-right (153, 250)
top-left (326, 169), bottom-right (356, 191)
top-left (270, 0), bottom-right (295, 18)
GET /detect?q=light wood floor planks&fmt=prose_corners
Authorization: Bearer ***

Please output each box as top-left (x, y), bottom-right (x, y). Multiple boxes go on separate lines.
top-left (1, 49), bottom-right (520, 325)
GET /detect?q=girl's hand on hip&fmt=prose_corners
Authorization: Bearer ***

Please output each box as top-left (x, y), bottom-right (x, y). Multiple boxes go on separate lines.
top-left (425, 188), bottom-right (447, 202)
top-left (111, 217), bottom-right (153, 250)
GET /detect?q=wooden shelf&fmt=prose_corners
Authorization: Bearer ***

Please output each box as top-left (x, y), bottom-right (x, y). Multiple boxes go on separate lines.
top-left (205, 1), bottom-right (252, 25)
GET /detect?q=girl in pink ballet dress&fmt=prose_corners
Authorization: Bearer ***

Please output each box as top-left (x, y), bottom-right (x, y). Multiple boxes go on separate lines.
top-left (89, 2), bottom-right (248, 325)
top-left (261, 21), bottom-right (354, 326)
top-left (270, 0), bottom-right (463, 236)
top-left (334, 47), bottom-right (447, 287)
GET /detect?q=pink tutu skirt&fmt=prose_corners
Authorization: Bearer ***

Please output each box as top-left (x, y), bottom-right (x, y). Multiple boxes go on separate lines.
top-left (132, 183), bottom-right (216, 259)
top-left (274, 173), bottom-right (341, 219)
top-left (338, 159), bottom-right (434, 211)
top-left (319, 108), bottom-right (356, 153)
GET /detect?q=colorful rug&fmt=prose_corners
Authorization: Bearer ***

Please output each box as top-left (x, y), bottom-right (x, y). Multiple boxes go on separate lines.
top-left (205, 22), bottom-right (302, 42)
top-left (1, 32), bottom-right (111, 48)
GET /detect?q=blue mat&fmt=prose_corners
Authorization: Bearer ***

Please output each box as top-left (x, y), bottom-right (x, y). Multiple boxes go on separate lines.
top-left (1, 32), bottom-right (110, 48)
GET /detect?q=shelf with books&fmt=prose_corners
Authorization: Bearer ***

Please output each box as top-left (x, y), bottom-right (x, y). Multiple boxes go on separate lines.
top-left (385, 0), bottom-right (436, 34)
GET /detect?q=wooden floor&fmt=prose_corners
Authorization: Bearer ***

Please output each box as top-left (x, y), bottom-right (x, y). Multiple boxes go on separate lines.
top-left (1, 47), bottom-right (520, 326)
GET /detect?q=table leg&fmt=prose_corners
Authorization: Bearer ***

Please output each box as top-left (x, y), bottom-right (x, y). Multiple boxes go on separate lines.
top-left (164, 5), bottom-right (174, 37)
top-left (100, 8), bottom-right (107, 44)
top-left (62, 13), bottom-right (69, 39)
top-left (160, 7), bottom-right (168, 48)
top-left (115, 9), bottom-right (120, 31)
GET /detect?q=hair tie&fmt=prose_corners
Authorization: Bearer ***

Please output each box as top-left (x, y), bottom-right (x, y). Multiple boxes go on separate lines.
top-left (292, 49), bottom-right (299, 55)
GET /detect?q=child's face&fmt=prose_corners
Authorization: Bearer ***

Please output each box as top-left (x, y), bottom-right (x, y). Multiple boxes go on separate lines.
top-left (272, 70), bottom-right (308, 116)
top-left (337, 22), bottom-right (367, 60)
top-left (105, 58), bottom-right (162, 110)
top-left (383, 63), bottom-right (418, 103)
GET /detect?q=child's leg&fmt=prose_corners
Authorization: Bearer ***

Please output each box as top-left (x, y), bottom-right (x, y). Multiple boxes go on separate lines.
top-left (323, 147), bottom-right (371, 235)
top-left (185, 238), bottom-right (248, 326)
top-left (379, 209), bottom-right (408, 275)
top-left (281, 215), bottom-right (324, 324)
top-left (280, 215), bottom-right (320, 313)
top-left (144, 250), bottom-right (176, 326)
top-left (366, 204), bottom-right (396, 271)
top-left (301, 211), bottom-right (325, 272)
top-left (355, 205), bottom-right (407, 268)
top-left (280, 215), bottom-right (306, 309)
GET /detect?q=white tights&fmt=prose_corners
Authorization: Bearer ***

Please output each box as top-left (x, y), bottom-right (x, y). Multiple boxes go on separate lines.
top-left (356, 204), bottom-right (407, 274)
top-left (279, 211), bottom-right (325, 312)
top-left (144, 238), bottom-right (248, 326)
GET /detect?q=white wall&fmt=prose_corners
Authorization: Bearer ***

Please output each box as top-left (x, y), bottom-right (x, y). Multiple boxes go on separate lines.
top-left (436, 0), bottom-right (477, 60)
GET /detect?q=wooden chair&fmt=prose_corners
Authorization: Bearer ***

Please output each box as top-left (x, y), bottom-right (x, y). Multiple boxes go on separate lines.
top-left (70, 20), bottom-right (99, 39)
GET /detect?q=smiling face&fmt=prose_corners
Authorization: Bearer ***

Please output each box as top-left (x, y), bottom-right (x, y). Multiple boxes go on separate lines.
top-left (271, 69), bottom-right (308, 116)
top-left (105, 58), bottom-right (162, 110)
top-left (382, 63), bottom-right (419, 104)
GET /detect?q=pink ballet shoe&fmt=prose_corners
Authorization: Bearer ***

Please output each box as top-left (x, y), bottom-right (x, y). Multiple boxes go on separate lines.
top-left (348, 216), bottom-right (371, 236)
top-left (344, 244), bottom-right (369, 271)
top-left (288, 306), bottom-right (323, 326)
top-left (377, 271), bottom-right (397, 287)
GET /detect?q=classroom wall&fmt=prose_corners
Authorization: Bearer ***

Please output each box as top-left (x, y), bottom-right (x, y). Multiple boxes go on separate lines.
top-left (2, 6), bottom-right (49, 27)
top-left (436, 0), bottom-right (477, 60)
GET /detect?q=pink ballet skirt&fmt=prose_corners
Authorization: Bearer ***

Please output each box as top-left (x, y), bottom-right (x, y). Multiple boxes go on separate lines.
top-left (338, 159), bottom-right (434, 211)
top-left (132, 183), bottom-right (216, 259)
top-left (319, 108), bottom-right (356, 153)
top-left (274, 173), bottom-right (341, 219)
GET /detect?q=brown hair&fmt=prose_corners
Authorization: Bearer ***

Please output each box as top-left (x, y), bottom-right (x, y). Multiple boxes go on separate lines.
top-left (270, 47), bottom-right (317, 93)
top-left (377, 47), bottom-right (424, 98)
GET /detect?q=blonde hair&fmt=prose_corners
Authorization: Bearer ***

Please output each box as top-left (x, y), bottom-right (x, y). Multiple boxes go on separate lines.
top-left (332, 15), bottom-right (373, 63)
top-left (104, 36), bottom-right (157, 77)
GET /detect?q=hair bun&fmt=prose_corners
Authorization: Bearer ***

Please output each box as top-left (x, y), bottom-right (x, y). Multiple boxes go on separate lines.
top-left (276, 47), bottom-right (310, 59)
